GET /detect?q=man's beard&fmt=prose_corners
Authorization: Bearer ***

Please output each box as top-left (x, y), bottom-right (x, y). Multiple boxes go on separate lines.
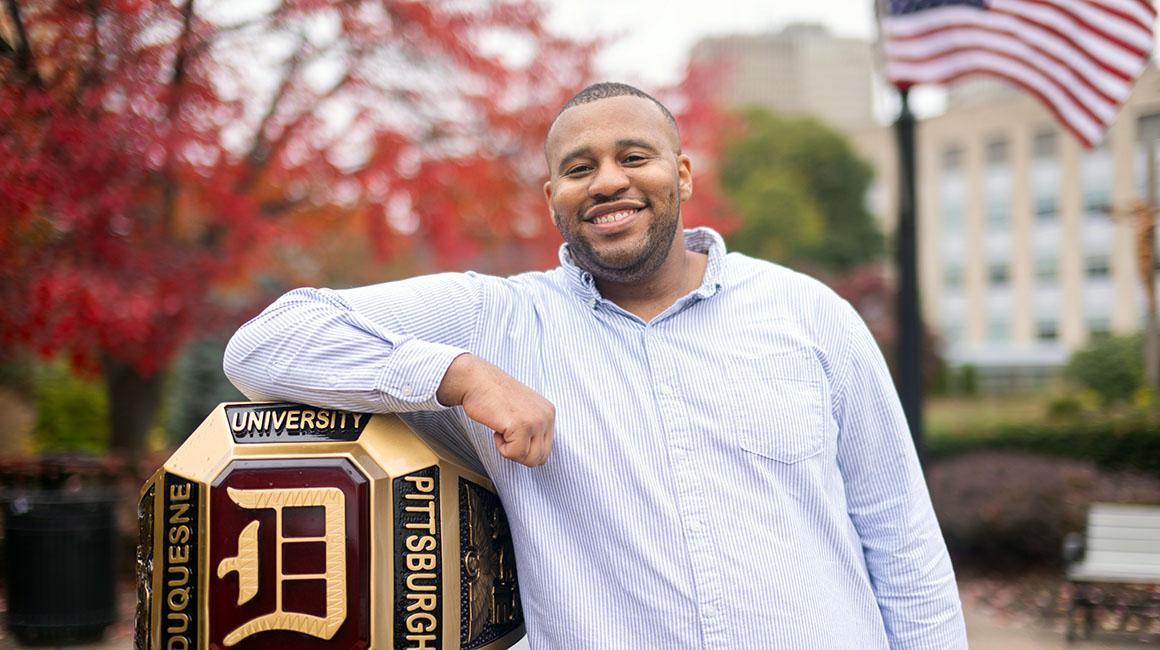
top-left (556, 197), bottom-right (681, 285)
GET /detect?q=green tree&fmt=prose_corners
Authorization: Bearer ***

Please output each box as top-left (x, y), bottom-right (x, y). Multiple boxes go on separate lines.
top-left (1064, 334), bottom-right (1143, 406)
top-left (721, 109), bottom-right (883, 272)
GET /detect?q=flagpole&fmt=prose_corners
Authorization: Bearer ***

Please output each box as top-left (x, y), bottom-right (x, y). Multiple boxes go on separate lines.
top-left (894, 87), bottom-right (924, 462)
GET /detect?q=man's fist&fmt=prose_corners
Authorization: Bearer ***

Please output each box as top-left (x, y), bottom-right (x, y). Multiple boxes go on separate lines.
top-left (436, 353), bottom-right (555, 467)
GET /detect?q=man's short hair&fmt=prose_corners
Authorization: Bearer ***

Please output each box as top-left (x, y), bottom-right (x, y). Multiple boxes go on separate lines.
top-left (553, 82), bottom-right (679, 137)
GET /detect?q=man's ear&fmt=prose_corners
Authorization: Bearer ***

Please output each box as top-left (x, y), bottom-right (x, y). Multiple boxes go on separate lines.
top-left (677, 154), bottom-right (693, 202)
top-left (543, 179), bottom-right (558, 225)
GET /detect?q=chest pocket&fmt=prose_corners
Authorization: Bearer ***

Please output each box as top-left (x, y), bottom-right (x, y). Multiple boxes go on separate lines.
top-left (728, 350), bottom-right (827, 464)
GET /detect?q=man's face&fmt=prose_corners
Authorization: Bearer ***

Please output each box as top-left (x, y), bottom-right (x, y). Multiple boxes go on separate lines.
top-left (543, 95), bottom-right (693, 284)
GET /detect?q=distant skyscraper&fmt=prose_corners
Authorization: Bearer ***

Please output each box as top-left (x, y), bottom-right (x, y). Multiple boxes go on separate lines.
top-left (690, 23), bottom-right (875, 132)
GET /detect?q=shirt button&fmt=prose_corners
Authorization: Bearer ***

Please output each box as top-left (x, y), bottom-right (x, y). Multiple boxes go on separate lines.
top-left (401, 385), bottom-right (413, 396)
top-left (688, 520), bottom-right (702, 534)
top-left (704, 605), bottom-right (718, 618)
top-left (660, 384), bottom-right (675, 396)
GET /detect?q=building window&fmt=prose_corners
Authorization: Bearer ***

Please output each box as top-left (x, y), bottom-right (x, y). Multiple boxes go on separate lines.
top-left (944, 323), bottom-right (964, 343)
top-left (1087, 316), bottom-right (1111, 339)
top-left (1083, 188), bottom-right (1112, 215)
top-left (987, 199), bottom-right (1011, 227)
top-left (989, 318), bottom-right (1009, 341)
top-left (1033, 130), bottom-right (1057, 160)
top-left (1034, 195), bottom-right (1058, 220)
top-left (943, 203), bottom-right (964, 231)
top-left (986, 138), bottom-right (1009, 166)
top-left (989, 263), bottom-right (1009, 286)
top-left (1136, 112), bottom-right (1160, 200)
top-left (1036, 319), bottom-right (1058, 341)
top-left (945, 265), bottom-right (964, 289)
top-left (1035, 257), bottom-right (1058, 284)
top-left (1085, 255), bottom-right (1111, 279)
top-left (943, 146), bottom-right (964, 172)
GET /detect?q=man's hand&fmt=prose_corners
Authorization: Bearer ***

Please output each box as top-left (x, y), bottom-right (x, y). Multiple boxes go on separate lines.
top-left (436, 353), bottom-right (555, 467)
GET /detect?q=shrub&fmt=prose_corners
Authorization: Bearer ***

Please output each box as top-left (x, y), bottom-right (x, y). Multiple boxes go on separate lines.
top-left (928, 452), bottom-right (1160, 569)
top-left (926, 414), bottom-right (1160, 477)
top-left (32, 362), bottom-right (109, 452)
top-left (164, 338), bottom-right (243, 445)
top-left (1064, 334), bottom-right (1143, 405)
top-left (954, 364), bottom-right (978, 396)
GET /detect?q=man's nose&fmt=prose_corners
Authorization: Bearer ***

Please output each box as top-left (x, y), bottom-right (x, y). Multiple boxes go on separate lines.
top-left (588, 162), bottom-right (630, 198)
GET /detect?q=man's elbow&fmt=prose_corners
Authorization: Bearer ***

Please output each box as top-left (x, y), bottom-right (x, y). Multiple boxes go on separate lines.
top-left (222, 325), bottom-right (265, 400)
top-left (220, 290), bottom-right (300, 397)
top-left (221, 286), bottom-right (343, 398)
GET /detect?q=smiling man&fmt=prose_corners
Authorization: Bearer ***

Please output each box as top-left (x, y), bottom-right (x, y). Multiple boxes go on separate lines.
top-left (225, 82), bottom-right (967, 649)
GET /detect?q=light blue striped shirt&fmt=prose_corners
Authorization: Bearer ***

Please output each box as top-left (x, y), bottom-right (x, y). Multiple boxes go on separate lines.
top-left (224, 228), bottom-right (966, 649)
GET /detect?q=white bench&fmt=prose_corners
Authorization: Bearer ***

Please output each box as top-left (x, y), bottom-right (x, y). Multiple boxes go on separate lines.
top-left (1063, 502), bottom-right (1160, 642)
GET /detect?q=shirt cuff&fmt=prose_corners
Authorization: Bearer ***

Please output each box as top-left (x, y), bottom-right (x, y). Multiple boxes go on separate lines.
top-left (375, 339), bottom-right (468, 412)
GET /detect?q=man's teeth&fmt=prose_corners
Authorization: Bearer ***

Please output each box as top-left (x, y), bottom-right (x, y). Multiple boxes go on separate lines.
top-left (592, 209), bottom-right (637, 225)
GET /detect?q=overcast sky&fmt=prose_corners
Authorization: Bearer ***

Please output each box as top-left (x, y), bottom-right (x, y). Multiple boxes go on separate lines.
top-left (544, 0), bottom-right (877, 86)
top-left (539, 0), bottom-right (942, 120)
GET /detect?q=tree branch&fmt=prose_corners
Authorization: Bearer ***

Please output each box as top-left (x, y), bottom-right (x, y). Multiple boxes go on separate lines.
top-left (75, 0), bottom-right (104, 102)
top-left (3, 0), bottom-right (42, 86)
top-left (160, 0), bottom-right (198, 237)
top-left (242, 32), bottom-right (310, 170)
top-left (168, 0), bottom-right (197, 114)
top-left (235, 36), bottom-right (371, 192)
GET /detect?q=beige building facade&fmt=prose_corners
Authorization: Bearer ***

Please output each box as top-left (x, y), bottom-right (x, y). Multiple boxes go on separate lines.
top-left (852, 68), bottom-right (1160, 384)
top-left (690, 24), bottom-right (876, 132)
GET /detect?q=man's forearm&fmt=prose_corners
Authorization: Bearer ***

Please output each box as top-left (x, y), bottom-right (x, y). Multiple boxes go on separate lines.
top-left (224, 286), bottom-right (466, 413)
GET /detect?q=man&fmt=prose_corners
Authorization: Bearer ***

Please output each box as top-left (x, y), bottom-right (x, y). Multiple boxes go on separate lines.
top-left (224, 82), bottom-right (967, 649)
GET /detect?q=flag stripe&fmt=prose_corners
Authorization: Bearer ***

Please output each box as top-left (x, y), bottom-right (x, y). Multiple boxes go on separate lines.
top-left (887, 49), bottom-right (1103, 143)
top-left (883, 6), bottom-right (1132, 90)
top-left (1092, 0), bottom-right (1158, 32)
top-left (886, 37), bottom-right (1114, 122)
top-left (881, 9), bottom-right (1127, 95)
top-left (891, 66), bottom-right (1100, 145)
top-left (992, 0), bottom-right (1143, 71)
top-left (1084, 0), bottom-right (1157, 34)
top-left (889, 45), bottom-right (1103, 133)
top-left (885, 25), bottom-right (1118, 110)
top-left (1127, 0), bottom-right (1159, 16)
top-left (1015, 0), bottom-right (1152, 55)
top-left (881, 0), bottom-right (1154, 148)
top-left (990, 2), bottom-right (1140, 83)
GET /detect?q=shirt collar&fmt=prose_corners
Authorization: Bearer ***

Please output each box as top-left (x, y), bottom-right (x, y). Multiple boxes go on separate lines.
top-left (558, 227), bottom-right (726, 305)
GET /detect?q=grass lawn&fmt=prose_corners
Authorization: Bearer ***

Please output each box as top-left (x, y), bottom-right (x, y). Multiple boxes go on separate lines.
top-left (926, 394), bottom-right (1049, 439)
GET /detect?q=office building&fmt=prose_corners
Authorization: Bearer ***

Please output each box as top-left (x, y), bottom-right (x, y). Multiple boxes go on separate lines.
top-left (690, 24), bottom-right (876, 132)
top-left (851, 67), bottom-right (1160, 387)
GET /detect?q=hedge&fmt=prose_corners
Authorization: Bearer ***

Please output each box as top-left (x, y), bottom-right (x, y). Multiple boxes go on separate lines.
top-left (926, 414), bottom-right (1160, 477)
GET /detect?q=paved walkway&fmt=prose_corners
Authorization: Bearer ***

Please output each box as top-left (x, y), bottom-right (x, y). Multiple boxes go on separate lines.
top-left (963, 602), bottom-right (1154, 649)
top-left (1, 594), bottom-right (1153, 649)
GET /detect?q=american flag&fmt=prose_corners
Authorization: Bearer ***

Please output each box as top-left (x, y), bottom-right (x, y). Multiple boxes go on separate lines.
top-left (880, 0), bottom-right (1157, 146)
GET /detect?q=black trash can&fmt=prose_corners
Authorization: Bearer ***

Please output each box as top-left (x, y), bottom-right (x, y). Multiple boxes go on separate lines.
top-left (3, 487), bottom-right (119, 645)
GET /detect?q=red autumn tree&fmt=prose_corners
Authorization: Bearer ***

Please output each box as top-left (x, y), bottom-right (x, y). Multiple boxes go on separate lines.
top-left (0, 0), bottom-right (604, 455)
top-left (0, 1), bottom-right (737, 458)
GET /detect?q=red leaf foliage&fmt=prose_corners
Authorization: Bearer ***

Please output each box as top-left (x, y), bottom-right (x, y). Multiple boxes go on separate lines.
top-left (0, 0), bottom-right (553, 374)
top-left (0, 1), bottom-right (735, 378)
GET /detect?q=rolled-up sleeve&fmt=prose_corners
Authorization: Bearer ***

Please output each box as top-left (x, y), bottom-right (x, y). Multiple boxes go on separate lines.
top-left (223, 272), bottom-right (486, 413)
top-left (832, 301), bottom-right (967, 649)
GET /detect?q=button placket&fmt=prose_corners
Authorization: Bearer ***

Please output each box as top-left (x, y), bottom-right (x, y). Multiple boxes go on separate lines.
top-left (645, 328), bottom-right (728, 648)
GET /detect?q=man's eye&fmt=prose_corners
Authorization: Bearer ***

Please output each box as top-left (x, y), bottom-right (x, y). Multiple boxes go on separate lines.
top-left (564, 165), bottom-right (592, 176)
top-left (623, 154), bottom-right (648, 164)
